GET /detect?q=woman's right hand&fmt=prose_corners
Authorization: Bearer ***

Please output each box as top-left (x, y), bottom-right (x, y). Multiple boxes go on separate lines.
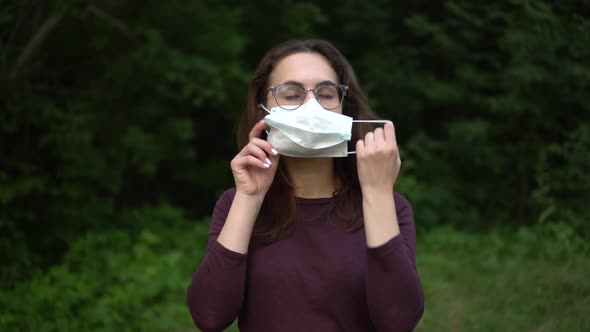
top-left (230, 121), bottom-right (280, 197)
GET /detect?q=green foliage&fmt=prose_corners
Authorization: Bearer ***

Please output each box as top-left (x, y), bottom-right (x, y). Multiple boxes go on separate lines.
top-left (1, 1), bottom-right (589, 329)
top-left (533, 124), bottom-right (590, 232)
top-left (0, 204), bottom-right (208, 332)
top-left (1, 0), bottom-right (246, 284)
top-left (332, 0), bottom-right (590, 228)
top-left (2, 217), bottom-right (588, 331)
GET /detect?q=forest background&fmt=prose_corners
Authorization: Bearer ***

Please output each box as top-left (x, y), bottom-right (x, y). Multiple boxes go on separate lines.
top-left (1, 1), bottom-right (589, 331)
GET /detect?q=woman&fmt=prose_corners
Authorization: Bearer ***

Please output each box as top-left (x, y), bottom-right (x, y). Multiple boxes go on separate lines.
top-left (187, 39), bottom-right (424, 332)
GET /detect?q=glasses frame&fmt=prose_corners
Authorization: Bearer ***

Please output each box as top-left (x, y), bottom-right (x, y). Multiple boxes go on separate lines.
top-left (268, 83), bottom-right (349, 110)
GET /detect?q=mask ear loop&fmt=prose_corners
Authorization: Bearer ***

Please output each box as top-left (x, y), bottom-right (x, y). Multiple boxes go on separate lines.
top-left (259, 104), bottom-right (271, 135)
top-left (259, 104), bottom-right (271, 114)
top-left (346, 120), bottom-right (393, 155)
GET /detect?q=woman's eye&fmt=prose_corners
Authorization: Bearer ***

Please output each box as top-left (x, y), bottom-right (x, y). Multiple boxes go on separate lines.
top-left (317, 91), bottom-right (336, 99)
top-left (317, 86), bottom-right (338, 100)
top-left (318, 93), bottom-right (335, 99)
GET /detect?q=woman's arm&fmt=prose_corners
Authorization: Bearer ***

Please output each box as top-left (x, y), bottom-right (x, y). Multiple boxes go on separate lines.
top-left (216, 191), bottom-right (265, 253)
top-left (362, 187), bottom-right (400, 248)
top-left (187, 122), bottom-right (279, 331)
top-left (356, 123), bottom-right (424, 331)
top-left (217, 121), bottom-right (279, 253)
top-left (186, 189), bottom-right (250, 332)
top-left (364, 193), bottom-right (424, 331)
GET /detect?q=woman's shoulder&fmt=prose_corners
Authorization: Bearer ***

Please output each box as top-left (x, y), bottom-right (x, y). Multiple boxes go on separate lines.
top-left (219, 187), bottom-right (237, 200)
top-left (209, 188), bottom-right (237, 235)
top-left (393, 191), bottom-right (412, 209)
top-left (215, 187), bottom-right (237, 209)
top-left (393, 191), bottom-right (415, 226)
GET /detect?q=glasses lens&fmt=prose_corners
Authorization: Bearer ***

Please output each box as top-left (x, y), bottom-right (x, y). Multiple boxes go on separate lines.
top-left (275, 85), bottom-right (305, 109)
top-left (316, 85), bottom-right (343, 110)
top-left (273, 84), bottom-right (345, 110)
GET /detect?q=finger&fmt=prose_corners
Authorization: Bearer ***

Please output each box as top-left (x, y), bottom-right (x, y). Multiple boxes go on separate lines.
top-left (240, 155), bottom-right (271, 169)
top-left (249, 121), bottom-right (269, 141)
top-left (241, 143), bottom-right (272, 166)
top-left (364, 132), bottom-right (375, 150)
top-left (384, 121), bottom-right (396, 144)
top-left (356, 139), bottom-right (365, 154)
top-left (251, 137), bottom-right (278, 157)
top-left (374, 127), bottom-right (385, 148)
top-left (268, 152), bottom-right (280, 170)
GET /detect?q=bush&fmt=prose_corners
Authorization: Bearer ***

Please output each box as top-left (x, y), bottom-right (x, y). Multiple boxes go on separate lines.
top-left (0, 204), bottom-right (209, 332)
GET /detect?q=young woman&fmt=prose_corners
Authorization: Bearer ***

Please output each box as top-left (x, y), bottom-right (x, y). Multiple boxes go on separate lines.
top-left (187, 39), bottom-right (424, 332)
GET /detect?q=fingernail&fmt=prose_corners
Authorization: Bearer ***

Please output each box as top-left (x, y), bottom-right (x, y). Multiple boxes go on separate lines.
top-left (265, 158), bottom-right (272, 165)
top-left (264, 163), bottom-right (270, 168)
top-left (271, 148), bottom-right (278, 155)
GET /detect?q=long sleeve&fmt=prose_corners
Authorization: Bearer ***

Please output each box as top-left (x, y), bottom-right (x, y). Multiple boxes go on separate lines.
top-left (187, 188), bottom-right (246, 332)
top-left (366, 192), bottom-right (425, 332)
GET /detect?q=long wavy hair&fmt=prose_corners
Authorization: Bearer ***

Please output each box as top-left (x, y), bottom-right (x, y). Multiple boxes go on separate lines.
top-left (236, 39), bottom-right (382, 244)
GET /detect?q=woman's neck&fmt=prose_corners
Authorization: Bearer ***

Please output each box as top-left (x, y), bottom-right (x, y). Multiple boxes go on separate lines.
top-left (283, 156), bottom-right (339, 198)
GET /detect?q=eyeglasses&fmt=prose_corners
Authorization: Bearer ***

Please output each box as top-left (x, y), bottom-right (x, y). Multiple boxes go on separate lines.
top-left (268, 83), bottom-right (349, 110)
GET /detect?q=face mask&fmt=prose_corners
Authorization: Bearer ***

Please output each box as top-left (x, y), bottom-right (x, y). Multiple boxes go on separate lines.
top-left (260, 98), bottom-right (390, 158)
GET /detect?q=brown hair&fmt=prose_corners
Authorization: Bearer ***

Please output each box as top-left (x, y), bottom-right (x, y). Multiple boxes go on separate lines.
top-left (236, 39), bottom-right (382, 244)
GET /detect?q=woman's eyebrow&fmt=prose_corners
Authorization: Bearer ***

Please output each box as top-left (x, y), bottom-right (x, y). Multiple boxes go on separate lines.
top-left (279, 80), bottom-right (304, 87)
top-left (278, 80), bottom-right (337, 87)
top-left (316, 80), bottom-right (337, 86)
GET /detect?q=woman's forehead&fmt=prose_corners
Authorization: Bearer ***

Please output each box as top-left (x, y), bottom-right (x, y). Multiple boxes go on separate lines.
top-left (270, 52), bottom-right (339, 86)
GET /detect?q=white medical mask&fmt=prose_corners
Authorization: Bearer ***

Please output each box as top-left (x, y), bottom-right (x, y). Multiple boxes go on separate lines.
top-left (260, 98), bottom-right (390, 158)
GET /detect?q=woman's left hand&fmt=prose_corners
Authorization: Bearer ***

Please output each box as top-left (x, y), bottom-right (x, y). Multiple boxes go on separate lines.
top-left (356, 122), bottom-right (401, 192)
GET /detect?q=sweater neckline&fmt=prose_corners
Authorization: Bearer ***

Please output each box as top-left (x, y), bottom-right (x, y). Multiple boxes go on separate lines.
top-left (295, 196), bottom-right (335, 205)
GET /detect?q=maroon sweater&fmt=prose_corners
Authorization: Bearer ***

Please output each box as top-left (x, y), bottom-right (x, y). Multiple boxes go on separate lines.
top-left (187, 188), bottom-right (424, 332)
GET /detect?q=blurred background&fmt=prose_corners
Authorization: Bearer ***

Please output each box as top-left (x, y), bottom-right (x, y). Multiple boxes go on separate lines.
top-left (1, 1), bottom-right (589, 331)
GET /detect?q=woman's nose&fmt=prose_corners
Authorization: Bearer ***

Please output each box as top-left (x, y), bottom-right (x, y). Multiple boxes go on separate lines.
top-left (303, 89), bottom-right (316, 103)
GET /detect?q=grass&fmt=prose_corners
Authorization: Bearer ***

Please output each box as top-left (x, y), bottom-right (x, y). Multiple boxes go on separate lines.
top-left (414, 226), bottom-right (590, 332)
